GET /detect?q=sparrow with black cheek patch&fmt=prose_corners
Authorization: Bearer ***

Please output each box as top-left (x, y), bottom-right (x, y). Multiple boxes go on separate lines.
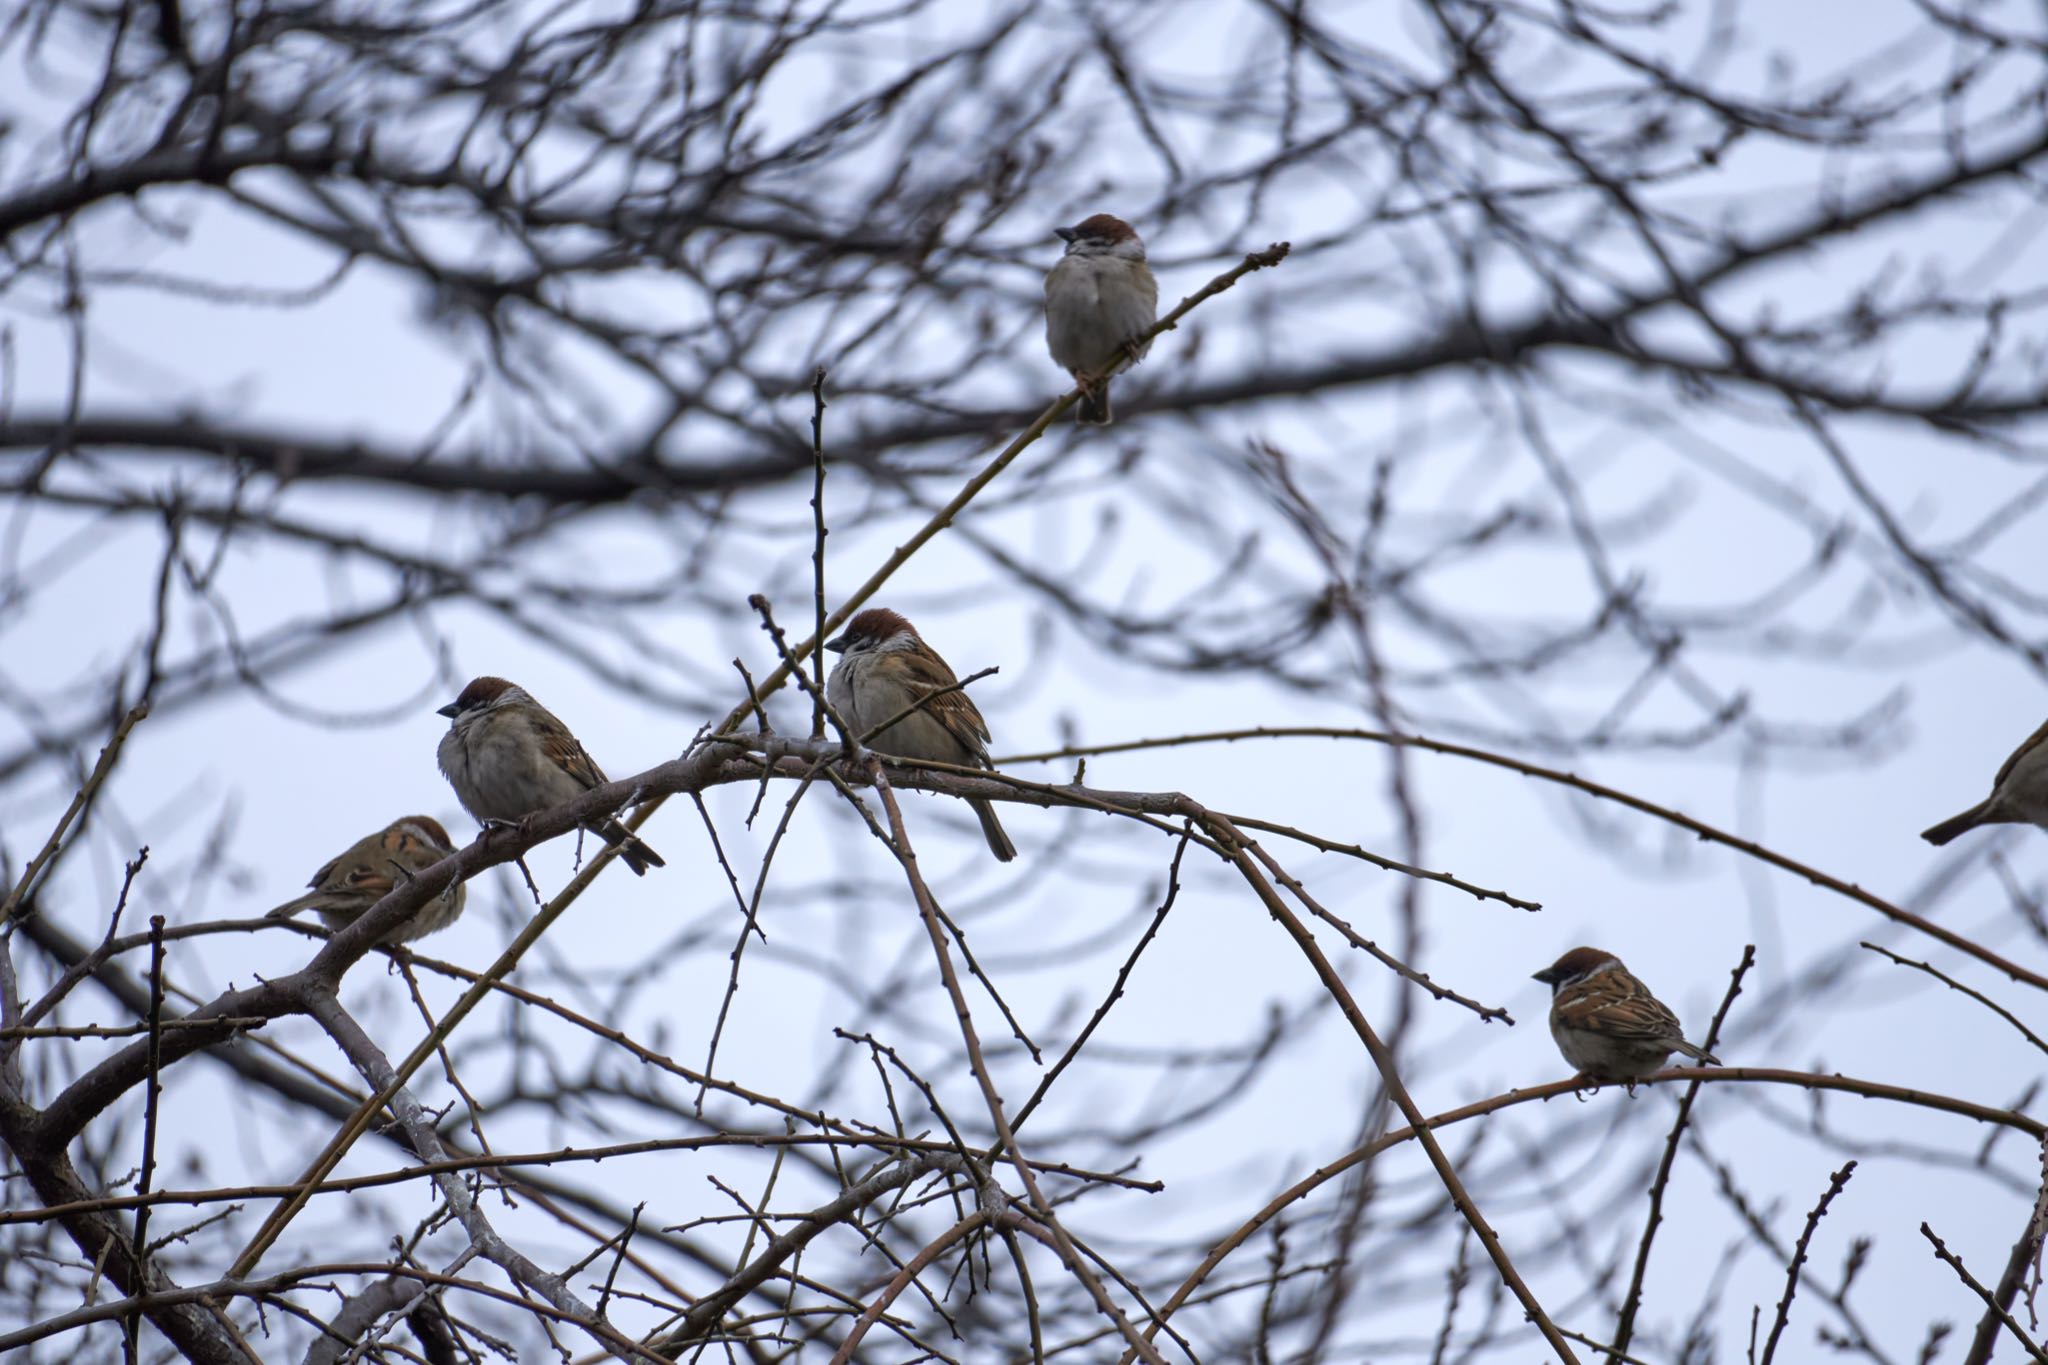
top-left (824, 608), bottom-right (1017, 863)
top-left (266, 816), bottom-right (466, 944)
top-left (1533, 946), bottom-right (1719, 1085)
top-left (1921, 717), bottom-right (2048, 845)
top-left (1045, 213), bottom-right (1159, 426)
top-left (436, 676), bottom-right (664, 875)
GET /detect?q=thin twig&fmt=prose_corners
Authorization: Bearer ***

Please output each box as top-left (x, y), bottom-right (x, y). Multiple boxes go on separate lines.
top-left (1924, 1222), bottom-right (2048, 1363)
top-left (829, 1210), bottom-right (992, 1362)
top-left (864, 761), bottom-right (1171, 1365)
top-left (394, 955), bottom-right (492, 1158)
top-left (1759, 1161), bottom-right (1858, 1365)
top-left (1862, 941), bottom-right (2048, 1056)
top-left (810, 364), bottom-right (829, 740)
top-left (300, 988), bottom-right (655, 1362)
top-left (596, 1204), bottom-right (641, 1320)
top-left (1001, 724), bottom-right (2048, 992)
top-left (1187, 811), bottom-right (1580, 1364)
top-left (124, 914), bottom-right (168, 1365)
top-left (694, 768), bottom-right (829, 1112)
top-left (223, 821), bottom-right (646, 1281)
top-left (0, 1016), bottom-right (265, 1040)
top-left (749, 593), bottom-right (859, 754)
top-left (0, 1131), bottom-right (1152, 1229)
top-left (648, 1153), bottom-right (954, 1353)
top-left (1224, 808), bottom-right (1539, 911)
top-left (1962, 1155), bottom-right (2048, 1365)
top-left (14, 847), bottom-right (149, 1033)
top-left (1013, 832), bottom-right (1189, 1132)
top-left (0, 702), bottom-right (148, 924)
top-left (1610, 945), bottom-right (1757, 1361)
top-left (855, 666), bottom-right (1001, 748)
top-left (1244, 839), bottom-right (1515, 1023)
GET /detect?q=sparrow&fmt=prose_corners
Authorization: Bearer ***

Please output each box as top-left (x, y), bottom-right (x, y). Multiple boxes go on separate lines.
top-left (1921, 718), bottom-right (2048, 845)
top-left (266, 816), bottom-right (466, 944)
top-left (824, 608), bottom-right (1017, 862)
top-left (1044, 213), bottom-right (1158, 425)
top-left (435, 676), bottom-right (664, 875)
top-left (1533, 947), bottom-right (1719, 1084)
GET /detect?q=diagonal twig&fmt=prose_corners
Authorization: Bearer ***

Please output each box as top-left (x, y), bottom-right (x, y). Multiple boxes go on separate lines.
top-left (1, 702), bottom-right (148, 925)
top-left (1001, 724), bottom-right (2048, 992)
top-left (1759, 1161), bottom-right (1858, 1365)
top-left (1609, 944), bottom-right (1757, 1361)
top-left (1188, 810), bottom-right (1579, 1364)
top-left (858, 760), bottom-right (1172, 1365)
top-left (1924, 1221), bottom-right (2048, 1364)
top-left (123, 915), bottom-right (168, 1365)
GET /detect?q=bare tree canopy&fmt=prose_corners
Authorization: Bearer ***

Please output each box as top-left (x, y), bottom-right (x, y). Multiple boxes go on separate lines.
top-left (2, 0), bottom-right (2046, 1361)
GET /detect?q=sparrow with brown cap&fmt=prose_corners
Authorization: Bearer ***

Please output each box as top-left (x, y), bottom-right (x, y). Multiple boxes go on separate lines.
top-left (267, 815), bottom-right (466, 944)
top-left (1533, 946), bottom-right (1719, 1085)
top-left (825, 608), bottom-right (1017, 862)
top-left (1044, 213), bottom-right (1159, 425)
top-left (436, 676), bottom-right (664, 874)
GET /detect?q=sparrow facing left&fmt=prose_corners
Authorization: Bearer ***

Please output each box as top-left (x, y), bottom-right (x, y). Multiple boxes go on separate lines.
top-left (1533, 946), bottom-right (1720, 1084)
top-left (1921, 717), bottom-right (2048, 845)
top-left (436, 676), bottom-right (664, 875)
top-left (1044, 213), bottom-right (1159, 425)
top-left (266, 815), bottom-right (466, 944)
top-left (824, 608), bottom-right (1017, 862)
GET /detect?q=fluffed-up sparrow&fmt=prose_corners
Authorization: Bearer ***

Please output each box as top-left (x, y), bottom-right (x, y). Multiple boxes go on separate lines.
top-left (1044, 213), bottom-right (1159, 425)
top-left (436, 676), bottom-right (664, 875)
top-left (1533, 946), bottom-right (1719, 1084)
top-left (266, 815), bottom-right (466, 944)
top-left (824, 608), bottom-right (1017, 862)
top-left (1921, 717), bottom-right (2048, 845)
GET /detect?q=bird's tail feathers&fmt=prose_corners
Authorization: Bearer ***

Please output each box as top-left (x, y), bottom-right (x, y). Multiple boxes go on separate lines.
top-left (972, 798), bottom-right (1018, 863)
top-left (1076, 380), bottom-right (1112, 425)
top-left (1921, 800), bottom-right (1993, 846)
top-left (592, 820), bottom-right (665, 876)
top-left (266, 894), bottom-right (319, 920)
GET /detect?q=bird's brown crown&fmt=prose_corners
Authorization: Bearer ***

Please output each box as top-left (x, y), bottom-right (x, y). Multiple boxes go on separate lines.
top-left (1067, 213), bottom-right (1136, 242)
top-left (1533, 945), bottom-right (1619, 987)
top-left (839, 608), bottom-right (916, 646)
top-left (449, 675), bottom-right (517, 713)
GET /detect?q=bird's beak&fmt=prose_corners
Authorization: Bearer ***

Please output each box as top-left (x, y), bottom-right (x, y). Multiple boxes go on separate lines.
top-left (823, 635), bottom-right (848, 655)
top-left (1530, 969), bottom-right (1551, 984)
top-left (436, 702), bottom-right (462, 719)
top-left (1054, 226), bottom-right (1077, 244)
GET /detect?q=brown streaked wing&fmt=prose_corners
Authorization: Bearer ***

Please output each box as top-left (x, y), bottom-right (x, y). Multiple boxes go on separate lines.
top-left (1556, 969), bottom-right (1682, 1043)
top-left (536, 713), bottom-right (609, 789)
top-left (306, 855), bottom-right (343, 893)
top-left (340, 862), bottom-right (398, 900)
top-left (1994, 717), bottom-right (2048, 788)
top-left (899, 645), bottom-right (994, 752)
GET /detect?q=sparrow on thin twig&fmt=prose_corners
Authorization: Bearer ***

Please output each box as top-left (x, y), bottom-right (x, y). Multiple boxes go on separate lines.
top-left (1534, 946), bottom-right (1719, 1085)
top-left (1920, 717), bottom-right (2048, 845)
top-left (1045, 213), bottom-right (1158, 425)
top-left (266, 816), bottom-right (466, 944)
top-left (436, 676), bottom-right (664, 875)
top-left (825, 608), bottom-right (1017, 862)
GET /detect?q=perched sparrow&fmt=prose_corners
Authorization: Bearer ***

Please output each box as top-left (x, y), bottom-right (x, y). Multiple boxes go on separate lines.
top-left (1921, 718), bottom-right (2048, 845)
top-left (266, 816), bottom-right (466, 945)
top-left (436, 676), bottom-right (664, 875)
top-left (824, 608), bottom-right (1017, 863)
top-left (1044, 213), bottom-right (1159, 425)
top-left (1533, 947), bottom-right (1719, 1084)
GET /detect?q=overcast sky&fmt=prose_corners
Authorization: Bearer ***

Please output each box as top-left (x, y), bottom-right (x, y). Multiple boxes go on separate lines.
top-left (4, 1), bottom-right (2047, 1359)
